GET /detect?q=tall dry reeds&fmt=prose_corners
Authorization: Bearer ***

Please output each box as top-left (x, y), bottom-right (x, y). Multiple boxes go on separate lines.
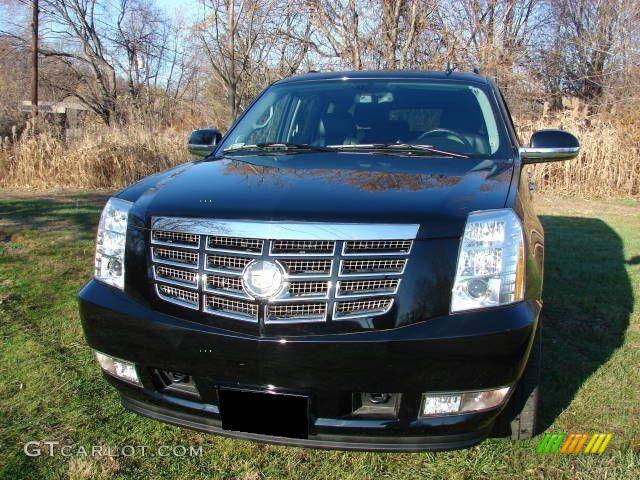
top-left (1, 106), bottom-right (639, 197)
top-left (1, 124), bottom-right (190, 190)
top-left (519, 104), bottom-right (640, 198)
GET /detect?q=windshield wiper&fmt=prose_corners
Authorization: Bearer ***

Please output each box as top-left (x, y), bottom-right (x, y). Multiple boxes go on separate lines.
top-left (222, 142), bottom-right (334, 154)
top-left (329, 143), bottom-right (469, 158)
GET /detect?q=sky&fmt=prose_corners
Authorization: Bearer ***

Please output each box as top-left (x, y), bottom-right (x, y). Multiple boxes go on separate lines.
top-left (0, 0), bottom-right (203, 33)
top-left (155, 0), bottom-right (200, 20)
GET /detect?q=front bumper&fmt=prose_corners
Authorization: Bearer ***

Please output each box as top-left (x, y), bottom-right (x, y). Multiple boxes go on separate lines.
top-left (79, 280), bottom-right (540, 451)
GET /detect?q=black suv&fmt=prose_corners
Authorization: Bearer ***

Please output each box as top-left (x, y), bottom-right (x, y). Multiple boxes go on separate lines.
top-left (79, 71), bottom-right (579, 451)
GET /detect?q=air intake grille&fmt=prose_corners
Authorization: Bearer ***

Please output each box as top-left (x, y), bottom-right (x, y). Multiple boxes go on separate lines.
top-left (206, 274), bottom-right (243, 293)
top-left (271, 240), bottom-right (335, 255)
top-left (344, 240), bottom-right (412, 255)
top-left (150, 219), bottom-right (416, 324)
top-left (340, 259), bottom-right (406, 275)
top-left (338, 279), bottom-right (399, 296)
top-left (288, 281), bottom-right (329, 297)
top-left (267, 303), bottom-right (327, 322)
top-left (208, 236), bottom-right (263, 253)
top-left (205, 295), bottom-right (258, 320)
top-left (153, 247), bottom-right (198, 266)
top-left (152, 230), bottom-right (199, 247)
top-left (157, 284), bottom-right (199, 308)
top-left (154, 265), bottom-right (198, 286)
top-left (207, 254), bottom-right (252, 272)
top-left (281, 259), bottom-right (332, 275)
top-left (334, 298), bottom-right (393, 319)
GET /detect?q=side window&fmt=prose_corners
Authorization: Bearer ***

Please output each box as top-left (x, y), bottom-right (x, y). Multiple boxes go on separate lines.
top-left (497, 88), bottom-right (520, 144)
top-left (471, 87), bottom-right (500, 154)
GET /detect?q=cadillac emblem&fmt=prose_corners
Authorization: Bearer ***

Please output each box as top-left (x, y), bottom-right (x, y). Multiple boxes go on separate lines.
top-left (241, 260), bottom-right (285, 299)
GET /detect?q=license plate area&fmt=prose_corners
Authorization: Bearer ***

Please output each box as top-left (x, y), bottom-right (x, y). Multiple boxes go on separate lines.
top-left (218, 388), bottom-right (309, 439)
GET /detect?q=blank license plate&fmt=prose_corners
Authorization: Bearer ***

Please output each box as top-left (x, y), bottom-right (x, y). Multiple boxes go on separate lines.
top-left (218, 388), bottom-right (309, 439)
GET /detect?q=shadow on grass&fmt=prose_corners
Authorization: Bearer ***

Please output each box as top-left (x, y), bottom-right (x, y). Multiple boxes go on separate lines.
top-left (0, 193), bottom-right (108, 238)
top-left (537, 215), bottom-right (632, 431)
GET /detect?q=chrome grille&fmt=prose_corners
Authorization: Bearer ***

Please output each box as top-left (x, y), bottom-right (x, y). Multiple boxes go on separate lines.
top-left (154, 265), bottom-right (198, 286)
top-left (152, 230), bottom-right (199, 248)
top-left (344, 240), bottom-right (412, 255)
top-left (281, 259), bottom-right (332, 276)
top-left (267, 303), bottom-right (327, 322)
top-left (208, 235), bottom-right (263, 253)
top-left (340, 258), bottom-right (406, 275)
top-left (149, 218), bottom-right (418, 323)
top-left (334, 298), bottom-right (393, 319)
top-left (206, 274), bottom-right (243, 293)
top-left (338, 279), bottom-right (399, 297)
top-left (205, 295), bottom-right (258, 321)
top-left (206, 254), bottom-right (252, 272)
top-left (157, 285), bottom-right (199, 308)
top-left (271, 240), bottom-right (335, 255)
top-left (152, 247), bottom-right (198, 266)
top-left (288, 281), bottom-right (329, 297)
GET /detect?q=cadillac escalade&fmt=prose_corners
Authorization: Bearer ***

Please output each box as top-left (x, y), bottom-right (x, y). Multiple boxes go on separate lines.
top-left (78, 71), bottom-right (579, 451)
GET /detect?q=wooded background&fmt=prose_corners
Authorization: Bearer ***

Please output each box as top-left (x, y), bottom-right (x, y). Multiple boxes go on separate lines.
top-left (0, 0), bottom-right (639, 196)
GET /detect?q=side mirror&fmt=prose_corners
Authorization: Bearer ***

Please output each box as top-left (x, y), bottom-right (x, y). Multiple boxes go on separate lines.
top-left (188, 128), bottom-right (223, 157)
top-left (519, 129), bottom-right (579, 164)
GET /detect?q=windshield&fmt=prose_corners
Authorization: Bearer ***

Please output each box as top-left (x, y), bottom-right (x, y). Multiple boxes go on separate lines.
top-left (218, 79), bottom-right (508, 158)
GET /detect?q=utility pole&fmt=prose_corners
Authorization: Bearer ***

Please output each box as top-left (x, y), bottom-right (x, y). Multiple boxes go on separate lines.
top-left (31, 0), bottom-right (39, 118)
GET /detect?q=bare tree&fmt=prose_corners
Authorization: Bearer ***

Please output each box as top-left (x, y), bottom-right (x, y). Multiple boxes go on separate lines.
top-left (37, 0), bottom-right (120, 124)
top-left (550, 0), bottom-right (640, 102)
top-left (444, 0), bottom-right (540, 74)
top-left (378, 0), bottom-right (431, 69)
top-left (269, 1), bottom-right (312, 78)
top-left (0, 0), bottom-right (200, 125)
top-left (113, 0), bottom-right (199, 122)
top-left (196, 0), bottom-right (281, 121)
top-left (1, 0), bottom-right (638, 130)
top-left (305, 0), bottom-right (370, 69)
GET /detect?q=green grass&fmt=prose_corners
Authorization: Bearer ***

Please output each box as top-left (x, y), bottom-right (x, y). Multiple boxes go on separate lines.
top-left (1, 194), bottom-right (639, 479)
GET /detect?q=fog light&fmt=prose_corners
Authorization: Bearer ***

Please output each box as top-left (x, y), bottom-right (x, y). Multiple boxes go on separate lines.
top-left (152, 369), bottom-right (200, 399)
top-left (353, 393), bottom-right (401, 418)
top-left (420, 387), bottom-right (510, 417)
top-left (94, 351), bottom-right (141, 386)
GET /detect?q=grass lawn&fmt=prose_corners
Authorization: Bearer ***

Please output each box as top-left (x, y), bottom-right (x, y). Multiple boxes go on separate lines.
top-left (0, 193), bottom-right (638, 479)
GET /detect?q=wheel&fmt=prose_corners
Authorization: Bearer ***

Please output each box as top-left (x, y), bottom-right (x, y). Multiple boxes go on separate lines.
top-left (494, 328), bottom-right (541, 440)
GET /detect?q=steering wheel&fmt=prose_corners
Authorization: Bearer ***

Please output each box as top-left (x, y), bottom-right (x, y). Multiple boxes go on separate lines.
top-left (417, 128), bottom-right (473, 150)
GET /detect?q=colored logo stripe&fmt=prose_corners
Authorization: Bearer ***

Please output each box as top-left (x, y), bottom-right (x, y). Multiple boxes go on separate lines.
top-left (585, 433), bottom-right (612, 454)
top-left (538, 433), bottom-right (612, 454)
top-left (537, 433), bottom-right (565, 453)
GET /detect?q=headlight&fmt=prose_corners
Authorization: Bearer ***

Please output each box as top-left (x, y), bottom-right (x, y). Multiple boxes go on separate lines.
top-left (451, 209), bottom-right (525, 312)
top-left (94, 197), bottom-right (132, 290)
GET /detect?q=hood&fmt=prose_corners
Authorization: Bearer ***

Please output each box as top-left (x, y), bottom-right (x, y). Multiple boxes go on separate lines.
top-left (126, 152), bottom-right (513, 239)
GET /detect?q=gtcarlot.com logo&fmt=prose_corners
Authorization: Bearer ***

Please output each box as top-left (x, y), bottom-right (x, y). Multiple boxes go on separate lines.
top-left (24, 441), bottom-right (203, 458)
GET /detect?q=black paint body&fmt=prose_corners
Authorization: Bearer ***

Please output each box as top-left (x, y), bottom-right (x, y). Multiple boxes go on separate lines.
top-left (78, 71), bottom-right (545, 451)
